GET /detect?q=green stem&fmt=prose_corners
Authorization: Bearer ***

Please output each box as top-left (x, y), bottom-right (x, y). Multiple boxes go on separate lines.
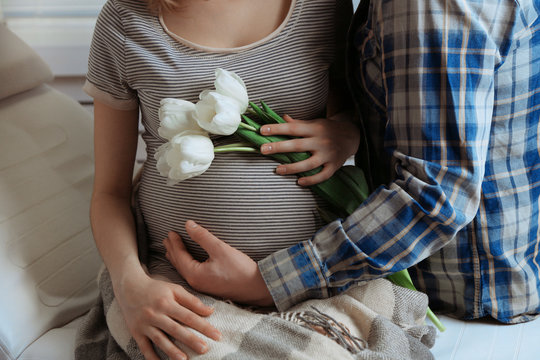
top-left (214, 146), bottom-right (258, 153)
top-left (214, 142), bottom-right (253, 149)
top-left (427, 308), bottom-right (446, 332)
top-left (238, 122), bottom-right (258, 132)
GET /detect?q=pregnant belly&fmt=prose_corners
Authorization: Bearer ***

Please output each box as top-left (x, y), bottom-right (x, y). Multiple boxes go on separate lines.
top-left (138, 152), bottom-right (327, 262)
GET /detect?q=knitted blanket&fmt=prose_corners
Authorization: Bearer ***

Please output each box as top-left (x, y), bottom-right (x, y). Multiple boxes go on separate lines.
top-left (75, 267), bottom-right (436, 360)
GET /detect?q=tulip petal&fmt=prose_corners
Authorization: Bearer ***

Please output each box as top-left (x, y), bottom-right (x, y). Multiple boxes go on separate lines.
top-left (194, 91), bottom-right (243, 135)
top-left (154, 131), bottom-right (215, 185)
top-left (214, 68), bottom-right (249, 113)
top-left (158, 98), bottom-right (198, 140)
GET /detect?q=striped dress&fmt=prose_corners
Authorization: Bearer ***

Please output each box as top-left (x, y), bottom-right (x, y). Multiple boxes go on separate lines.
top-left (84, 0), bottom-right (347, 281)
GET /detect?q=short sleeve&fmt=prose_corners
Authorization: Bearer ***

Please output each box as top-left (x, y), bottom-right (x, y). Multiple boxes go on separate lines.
top-left (84, 0), bottom-right (139, 110)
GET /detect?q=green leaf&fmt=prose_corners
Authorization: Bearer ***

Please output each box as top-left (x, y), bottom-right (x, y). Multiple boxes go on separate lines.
top-left (249, 102), bottom-right (275, 124)
top-left (316, 206), bottom-right (340, 223)
top-left (340, 165), bottom-right (370, 197)
top-left (261, 100), bottom-right (286, 124)
top-left (386, 269), bottom-right (415, 290)
top-left (335, 166), bottom-right (369, 205)
top-left (235, 128), bottom-right (291, 164)
top-left (241, 114), bottom-right (262, 130)
top-left (309, 176), bottom-right (360, 217)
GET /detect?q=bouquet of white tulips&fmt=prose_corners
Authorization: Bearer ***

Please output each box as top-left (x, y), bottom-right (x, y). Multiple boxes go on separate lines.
top-left (155, 68), bottom-right (445, 332)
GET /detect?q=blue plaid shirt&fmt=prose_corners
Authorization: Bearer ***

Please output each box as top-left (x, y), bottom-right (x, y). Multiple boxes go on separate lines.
top-left (258, 0), bottom-right (540, 324)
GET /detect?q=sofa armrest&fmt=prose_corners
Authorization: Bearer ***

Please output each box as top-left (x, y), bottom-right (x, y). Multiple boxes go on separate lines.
top-left (0, 80), bottom-right (100, 360)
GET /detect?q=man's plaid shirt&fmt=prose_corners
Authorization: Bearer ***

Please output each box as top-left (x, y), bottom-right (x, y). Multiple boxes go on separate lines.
top-left (259, 0), bottom-right (540, 323)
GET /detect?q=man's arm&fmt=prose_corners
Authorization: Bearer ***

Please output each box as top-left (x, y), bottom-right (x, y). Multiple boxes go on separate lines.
top-left (258, 0), bottom-right (513, 311)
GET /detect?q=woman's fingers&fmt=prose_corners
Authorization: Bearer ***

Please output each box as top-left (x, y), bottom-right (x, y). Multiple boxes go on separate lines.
top-left (296, 165), bottom-right (336, 186)
top-left (260, 137), bottom-right (313, 155)
top-left (172, 290), bottom-right (222, 341)
top-left (139, 286), bottom-right (221, 358)
top-left (135, 336), bottom-right (162, 360)
top-left (173, 286), bottom-right (215, 317)
top-left (275, 159), bottom-right (336, 186)
top-left (260, 117), bottom-right (317, 137)
top-left (155, 316), bottom-right (210, 355)
top-left (274, 156), bottom-right (323, 176)
top-left (146, 327), bottom-right (190, 360)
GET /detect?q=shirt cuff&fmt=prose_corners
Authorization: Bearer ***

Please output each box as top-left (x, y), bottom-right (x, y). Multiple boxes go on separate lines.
top-left (258, 240), bottom-right (329, 312)
top-left (83, 80), bottom-right (139, 111)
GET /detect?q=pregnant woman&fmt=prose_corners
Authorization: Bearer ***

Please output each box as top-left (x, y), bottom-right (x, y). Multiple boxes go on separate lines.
top-left (78, 0), bottom-right (359, 359)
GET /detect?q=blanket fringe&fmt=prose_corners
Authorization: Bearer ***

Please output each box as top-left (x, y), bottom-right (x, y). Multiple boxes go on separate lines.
top-left (274, 306), bottom-right (366, 354)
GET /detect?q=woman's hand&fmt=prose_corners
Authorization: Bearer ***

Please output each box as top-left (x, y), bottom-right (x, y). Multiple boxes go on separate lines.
top-left (114, 271), bottom-right (222, 360)
top-left (259, 114), bottom-right (360, 186)
top-left (163, 221), bottom-right (274, 307)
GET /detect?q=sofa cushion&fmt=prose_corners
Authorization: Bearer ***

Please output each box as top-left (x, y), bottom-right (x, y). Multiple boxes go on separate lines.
top-left (0, 24), bottom-right (53, 100)
top-left (430, 315), bottom-right (540, 359)
top-left (18, 316), bottom-right (84, 360)
top-left (0, 85), bottom-right (101, 360)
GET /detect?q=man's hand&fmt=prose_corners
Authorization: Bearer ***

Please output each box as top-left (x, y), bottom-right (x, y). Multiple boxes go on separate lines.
top-left (163, 220), bottom-right (274, 307)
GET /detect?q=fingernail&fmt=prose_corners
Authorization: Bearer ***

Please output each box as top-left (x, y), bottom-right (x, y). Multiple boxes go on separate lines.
top-left (276, 166), bottom-right (286, 175)
top-left (297, 178), bottom-right (307, 186)
top-left (212, 330), bottom-right (222, 341)
top-left (187, 220), bottom-right (198, 228)
top-left (197, 342), bottom-right (208, 353)
top-left (261, 144), bottom-right (272, 153)
top-left (261, 126), bottom-right (270, 134)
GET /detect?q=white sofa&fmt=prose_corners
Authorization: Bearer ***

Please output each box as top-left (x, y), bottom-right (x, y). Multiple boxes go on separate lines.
top-left (0, 24), bottom-right (102, 360)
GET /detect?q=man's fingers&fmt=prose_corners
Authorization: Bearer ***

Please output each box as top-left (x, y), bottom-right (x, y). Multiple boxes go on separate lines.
top-left (164, 232), bottom-right (199, 278)
top-left (185, 220), bottom-right (224, 257)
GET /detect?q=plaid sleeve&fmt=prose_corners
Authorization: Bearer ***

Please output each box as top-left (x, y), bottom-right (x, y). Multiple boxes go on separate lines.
top-left (259, 0), bottom-right (520, 312)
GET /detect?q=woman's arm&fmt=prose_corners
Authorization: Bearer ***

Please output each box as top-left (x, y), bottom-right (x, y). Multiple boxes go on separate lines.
top-left (91, 100), bottom-right (221, 360)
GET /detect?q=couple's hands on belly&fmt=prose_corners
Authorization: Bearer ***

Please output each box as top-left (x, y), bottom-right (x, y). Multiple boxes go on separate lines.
top-left (259, 114), bottom-right (360, 186)
top-left (114, 269), bottom-right (222, 360)
top-left (164, 220), bottom-right (274, 307)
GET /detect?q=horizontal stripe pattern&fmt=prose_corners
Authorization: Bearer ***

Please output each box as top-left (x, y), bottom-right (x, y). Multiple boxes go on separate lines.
top-left (86, 0), bottom-right (343, 276)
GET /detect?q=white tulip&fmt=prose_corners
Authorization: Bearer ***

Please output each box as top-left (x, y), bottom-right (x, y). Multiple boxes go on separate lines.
top-left (158, 98), bottom-right (198, 140)
top-left (154, 131), bottom-right (215, 186)
top-left (193, 90), bottom-right (243, 135)
top-left (214, 68), bottom-right (249, 113)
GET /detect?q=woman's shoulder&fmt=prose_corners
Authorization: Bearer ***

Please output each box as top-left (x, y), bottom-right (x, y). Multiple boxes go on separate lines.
top-left (98, 0), bottom-right (152, 24)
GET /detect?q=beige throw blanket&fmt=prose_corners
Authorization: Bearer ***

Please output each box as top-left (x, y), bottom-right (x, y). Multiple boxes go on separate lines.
top-left (75, 266), bottom-right (436, 360)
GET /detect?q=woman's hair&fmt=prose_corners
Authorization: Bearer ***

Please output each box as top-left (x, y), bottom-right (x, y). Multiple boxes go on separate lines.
top-left (144, 0), bottom-right (181, 13)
